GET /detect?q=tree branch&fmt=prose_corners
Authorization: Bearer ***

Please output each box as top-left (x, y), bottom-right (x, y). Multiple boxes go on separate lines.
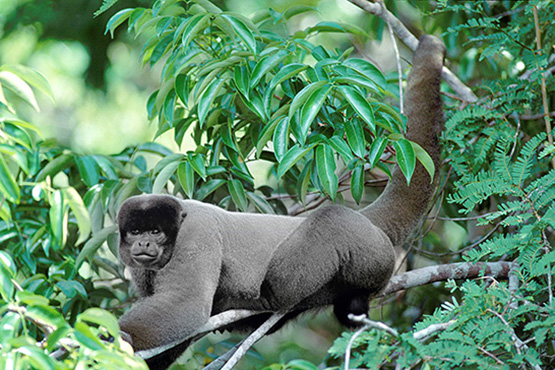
top-left (137, 262), bottom-right (514, 366)
top-left (346, 0), bottom-right (478, 103)
top-left (381, 261), bottom-right (514, 296)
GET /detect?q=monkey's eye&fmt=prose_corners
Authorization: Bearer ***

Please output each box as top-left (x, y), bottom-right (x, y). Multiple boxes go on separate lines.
top-left (130, 230), bottom-right (140, 235)
top-left (151, 229), bottom-right (161, 235)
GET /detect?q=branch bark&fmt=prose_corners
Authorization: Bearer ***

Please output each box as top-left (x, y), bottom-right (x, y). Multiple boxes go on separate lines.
top-left (346, 0), bottom-right (478, 103)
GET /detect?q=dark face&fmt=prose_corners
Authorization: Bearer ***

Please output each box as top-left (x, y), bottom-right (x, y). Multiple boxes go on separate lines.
top-left (117, 195), bottom-right (186, 270)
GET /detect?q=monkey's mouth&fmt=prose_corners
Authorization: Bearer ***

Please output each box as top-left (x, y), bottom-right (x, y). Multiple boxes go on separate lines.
top-left (131, 252), bottom-right (159, 265)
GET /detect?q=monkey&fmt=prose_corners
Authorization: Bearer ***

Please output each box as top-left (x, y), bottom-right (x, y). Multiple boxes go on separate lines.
top-left (116, 35), bottom-right (445, 369)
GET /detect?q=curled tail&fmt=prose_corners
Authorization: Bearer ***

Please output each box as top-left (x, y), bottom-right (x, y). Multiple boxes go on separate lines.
top-left (359, 35), bottom-right (445, 246)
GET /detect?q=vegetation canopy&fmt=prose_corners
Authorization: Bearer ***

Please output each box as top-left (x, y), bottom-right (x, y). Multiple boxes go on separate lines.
top-left (0, 0), bottom-right (554, 369)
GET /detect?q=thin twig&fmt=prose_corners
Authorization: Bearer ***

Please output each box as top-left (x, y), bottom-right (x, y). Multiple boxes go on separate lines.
top-left (412, 321), bottom-right (454, 341)
top-left (203, 340), bottom-right (246, 370)
top-left (220, 312), bottom-right (286, 370)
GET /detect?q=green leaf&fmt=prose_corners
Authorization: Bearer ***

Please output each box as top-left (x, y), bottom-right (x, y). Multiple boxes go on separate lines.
top-left (344, 119), bottom-right (366, 158)
top-left (152, 160), bottom-right (180, 194)
top-left (288, 81), bottom-right (327, 122)
top-left (221, 14), bottom-right (257, 54)
top-left (368, 137), bottom-right (388, 168)
top-left (343, 58), bottom-right (387, 91)
top-left (256, 118), bottom-right (279, 158)
top-left (75, 226), bottom-right (118, 270)
top-left (78, 308), bottom-right (120, 339)
top-left (250, 50), bottom-right (289, 88)
top-left (0, 65), bottom-right (54, 103)
top-left (411, 141), bottom-right (435, 182)
top-left (0, 251), bottom-right (15, 301)
top-left (62, 187), bottom-right (91, 245)
top-left (228, 179), bottom-right (248, 212)
top-left (0, 155), bottom-right (20, 203)
top-left (334, 76), bottom-right (381, 95)
top-left (16, 346), bottom-right (57, 370)
top-left (246, 191), bottom-right (274, 214)
top-left (150, 33), bottom-right (174, 67)
top-left (0, 70), bottom-right (39, 111)
top-left (178, 162), bottom-right (195, 198)
top-left (198, 78), bottom-right (226, 127)
top-left (277, 144), bottom-right (316, 179)
top-left (393, 138), bottom-right (416, 185)
top-left (75, 155), bottom-right (101, 187)
top-left (351, 163), bottom-right (364, 204)
top-left (234, 65), bottom-right (250, 97)
top-left (188, 153), bottom-right (207, 180)
top-left (182, 13), bottom-right (210, 47)
top-left (315, 144), bottom-right (338, 200)
top-left (194, 179), bottom-right (226, 200)
top-left (105, 8), bottom-right (134, 37)
top-left (264, 63), bottom-right (308, 111)
top-left (26, 305), bottom-right (66, 329)
top-left (74, 321), bottom-right (105, 350)
top-left (337, 85), bottom-right (376, 133)
top-left (49, 190), bottom-right (66, 248)
top-left (192, 0), bottom-right (222, 13)
top-left (298, 84), bottom-right (332, 143)
top-left (327, 135), bottom-right (354, 163)
top-left (272, 116), bottom-right (290, 161)
top-left (296, 160), bottom-right (313, 204)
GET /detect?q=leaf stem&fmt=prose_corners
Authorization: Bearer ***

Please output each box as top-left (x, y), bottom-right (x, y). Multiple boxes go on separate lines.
top-left (532, 5), bottom-right (554, 169)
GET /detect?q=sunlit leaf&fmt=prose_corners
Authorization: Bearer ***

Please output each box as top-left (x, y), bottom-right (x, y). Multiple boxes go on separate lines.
top-left (250, 50), bottom-right (289, 88)
top-left (298, 84), bottom-right (332, 143)
top-left (221, 14), bottom-right (257, 54)
top-left (198, 78), bottom-right (226, 127)
top-left (315, 144), bottom-right (337, 200)
top-left (178, 161), bottom-right (195, 198)
top-left (105, 8), bottom-right (134, 37)
top-left (344, 119), bottom-right (366, 158)
top-left (78, 308), bottom-right (120, 339)
top-left (152, 160), bottom-right (180, 194)
top-left (0, 155), bottom-right (20, 203)
top-left (272, 116), bottom-right (290, 161)
top-left (343, 58), bottom-right (387, 91)
top-left (411, 141), bottom-right (436, 182)
top-left (62, 187), bottom-right (91, 245)
top-left (75, 226), bottom-right (118, 270)
top-left (0, 70), bottom-right (39, 111)
top-left (277, 144), bottom-right (316, 179)
top-left (337, 85), bottom-right (376, 133)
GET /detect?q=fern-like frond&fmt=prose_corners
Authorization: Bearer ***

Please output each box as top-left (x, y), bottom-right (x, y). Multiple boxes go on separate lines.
top-left (511, 133), bottom-right (546, 186)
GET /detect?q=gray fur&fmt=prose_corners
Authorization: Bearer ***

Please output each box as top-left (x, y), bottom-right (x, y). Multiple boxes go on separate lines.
top-left (116, 35), bottom-right (445, 367)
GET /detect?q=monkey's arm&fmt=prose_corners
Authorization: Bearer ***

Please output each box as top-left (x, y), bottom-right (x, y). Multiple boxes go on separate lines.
top-left (118, 246), bottom-right (221, 351)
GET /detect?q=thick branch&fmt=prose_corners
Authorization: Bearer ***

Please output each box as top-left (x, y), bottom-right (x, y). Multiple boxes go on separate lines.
top-left (381, 261), bottom-right (514, 296)
top-left (346, 0), bottom-right (478, 103)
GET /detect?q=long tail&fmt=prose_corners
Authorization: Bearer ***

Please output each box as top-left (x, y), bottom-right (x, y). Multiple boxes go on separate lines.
top-left (359, 35), bottom-right (445, 246)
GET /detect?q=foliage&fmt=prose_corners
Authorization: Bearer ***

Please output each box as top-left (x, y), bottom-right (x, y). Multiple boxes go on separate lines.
top-left (334, 0), bottom-right (555, 369)
top-left (1, 0), bottom-right (555, 369)
top-left (103, 0), bottom-right (435, 209)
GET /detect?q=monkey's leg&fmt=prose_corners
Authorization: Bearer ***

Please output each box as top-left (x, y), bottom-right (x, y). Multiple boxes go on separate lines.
top-left (262, 205), bottom-right (395, 314)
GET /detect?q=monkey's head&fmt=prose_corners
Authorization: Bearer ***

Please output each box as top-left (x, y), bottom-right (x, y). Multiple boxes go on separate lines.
top-left (117, 195), bottom-right (187, 270)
